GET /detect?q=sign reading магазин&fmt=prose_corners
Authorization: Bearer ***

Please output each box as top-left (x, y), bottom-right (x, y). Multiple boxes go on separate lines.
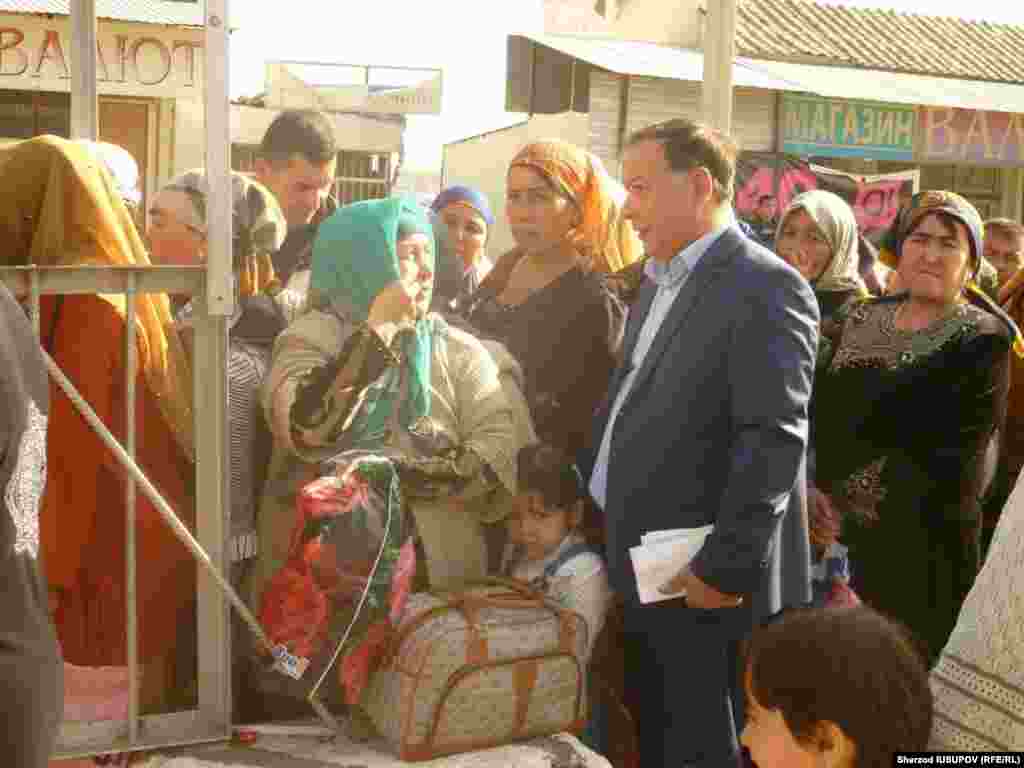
top-left (919, 106), bottom-right (1024, 167)
top-left (781, 93), bottom-right (916, 161)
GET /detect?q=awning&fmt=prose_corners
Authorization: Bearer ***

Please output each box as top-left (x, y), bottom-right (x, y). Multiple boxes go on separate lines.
top-left (735, 57), bottom-right (1024, 114)
top-left (522, 33), bottom-right (1024, 114)
top-left (520, 34), bottom-right (796, 91)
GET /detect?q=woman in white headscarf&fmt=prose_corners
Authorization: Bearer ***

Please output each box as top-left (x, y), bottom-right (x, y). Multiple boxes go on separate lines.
top-left (775, 190), bottom-right (868, 324)
top-left (774, 191), bottom-right (871, 611)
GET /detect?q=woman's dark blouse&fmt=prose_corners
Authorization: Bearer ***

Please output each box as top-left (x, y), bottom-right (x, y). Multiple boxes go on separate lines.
top-left (466, 251), bottom-right (624, 459)
top-left (816, 288), bottom-right (861, 326)
top-left (812, 296), bottom-right (1011, 661)
top-left (808, 288), bottom-right (863, 485)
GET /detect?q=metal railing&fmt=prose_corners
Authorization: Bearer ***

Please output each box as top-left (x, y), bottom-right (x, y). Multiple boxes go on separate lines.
top-left (334, 176), bottom-right (391, 204)
top-left (0, 265), bottom-right (238, 757)
top-left (0, 0), bottom-right (237, 758)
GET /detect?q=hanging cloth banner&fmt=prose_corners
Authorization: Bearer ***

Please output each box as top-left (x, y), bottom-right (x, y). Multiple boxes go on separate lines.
top-left (735, 154), bottom-right (920, 245)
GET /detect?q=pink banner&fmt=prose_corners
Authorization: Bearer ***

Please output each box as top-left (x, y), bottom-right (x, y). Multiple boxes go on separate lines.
top-left (736, 155), bottom-right (918, 244)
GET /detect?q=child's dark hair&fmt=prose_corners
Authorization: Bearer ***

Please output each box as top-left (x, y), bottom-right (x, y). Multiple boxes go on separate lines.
top-left (743, 607), bottom-right (932, 768)
top-left (517, 443), bottom-right (584, 510)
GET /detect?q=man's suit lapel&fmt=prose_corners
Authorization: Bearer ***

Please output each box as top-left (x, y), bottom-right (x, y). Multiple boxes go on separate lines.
top-left (625, 228), bottom-right (743, 400)
top-left (620, 281), bottom-right (656, 372)
top-left (595, 281), bottom-right (655, 429)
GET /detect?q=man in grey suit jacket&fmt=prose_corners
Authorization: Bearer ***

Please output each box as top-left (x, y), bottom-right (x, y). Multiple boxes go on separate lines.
top-left (580, 119), bottom-right (818, 768)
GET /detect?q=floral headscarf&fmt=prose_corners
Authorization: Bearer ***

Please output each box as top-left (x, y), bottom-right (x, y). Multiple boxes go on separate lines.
top-left (880, 190), bottom-right (1023, 357)
top-left (777, 190), bottom-right (866, 295)
top-left (156, 170), bottom-right (287, 298)
top-left (878, 190), bottom-right (984, 276)
top-left (509, 139), bottom-right (641, 273)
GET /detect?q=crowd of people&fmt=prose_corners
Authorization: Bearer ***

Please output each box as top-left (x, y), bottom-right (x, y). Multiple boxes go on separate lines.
top-left (3, 110), bottom-right (1024, 768)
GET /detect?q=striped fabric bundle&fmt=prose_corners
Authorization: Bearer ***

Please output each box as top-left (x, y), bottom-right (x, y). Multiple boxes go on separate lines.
top-left (227, 340), bottom-right (270, 564)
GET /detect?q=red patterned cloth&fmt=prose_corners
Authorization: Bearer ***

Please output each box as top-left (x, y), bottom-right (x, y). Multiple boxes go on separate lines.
top-left (258, 458), bottom-right (416, 705)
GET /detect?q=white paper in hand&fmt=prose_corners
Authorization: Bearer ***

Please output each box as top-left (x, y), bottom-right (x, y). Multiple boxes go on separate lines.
top-left (641, 525), bottom-right (713, 546)
top-left (630, 525), bottom-right (714, 604)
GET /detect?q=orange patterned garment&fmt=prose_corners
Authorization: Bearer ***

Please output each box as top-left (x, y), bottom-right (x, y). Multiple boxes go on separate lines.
top-left (40, 294), bottom-right (195, 666)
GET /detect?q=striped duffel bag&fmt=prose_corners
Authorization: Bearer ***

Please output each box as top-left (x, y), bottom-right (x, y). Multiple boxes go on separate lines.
top-left (362, 577), bottom-right (588, 761)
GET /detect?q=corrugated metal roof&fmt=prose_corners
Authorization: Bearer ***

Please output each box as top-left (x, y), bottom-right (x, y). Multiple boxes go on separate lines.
top-left (736, 0), bottom-right (1024, 85)
top-left (0, 0), bottom-right (203, 26)
top-left (522, 33), bottom-right (1024, 115)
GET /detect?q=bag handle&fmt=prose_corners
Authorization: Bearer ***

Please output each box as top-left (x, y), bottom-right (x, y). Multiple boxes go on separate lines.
top-left (463, 578), bottom-right (583, 656)
top-left (385, 576), bottom-right (584, 664)
top-left (435, 575), bottom-right (547, 603)
top-left (384, 576), bottom-right (547, 663)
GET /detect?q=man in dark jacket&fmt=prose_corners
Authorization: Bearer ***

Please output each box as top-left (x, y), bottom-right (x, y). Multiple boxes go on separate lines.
top-left (0, 281), bottom-right (63, 767)
top-left (581, 119), bottom-right (817, 768)
top-left (252, 109), bottom-right (339, 286)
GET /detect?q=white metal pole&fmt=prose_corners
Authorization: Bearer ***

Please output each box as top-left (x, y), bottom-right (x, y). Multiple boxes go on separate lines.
top-left (70, 0), bottom-right (99, 139)
top-left (204, 0), bottom-right (234, 319)
top-left (702, 0), bottom-right (737, 134)
top-left (198, 0), bottom-right (233, 732)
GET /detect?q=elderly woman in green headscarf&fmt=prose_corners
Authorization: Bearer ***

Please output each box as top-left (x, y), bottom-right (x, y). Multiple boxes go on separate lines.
top-left (254, 197), bottom-right (533, 605)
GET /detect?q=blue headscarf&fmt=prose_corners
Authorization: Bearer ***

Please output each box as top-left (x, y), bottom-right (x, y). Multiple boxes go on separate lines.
top-left (311, 197), bottom-right (434, 444)
top-left (430, 185), bottom-right (495, 228)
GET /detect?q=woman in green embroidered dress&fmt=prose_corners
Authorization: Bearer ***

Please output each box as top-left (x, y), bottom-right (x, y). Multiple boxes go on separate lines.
top-left (811, 191), bottom-right (1018, 663)
top-left (253, 197), bottom-right (534, 609)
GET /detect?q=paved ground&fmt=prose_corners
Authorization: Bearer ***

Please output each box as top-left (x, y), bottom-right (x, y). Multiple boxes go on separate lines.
top-left (141, 745), bottom-right (338, 767)
top-left (131, 721), bottom-right (339, 768)
top-left (134, 729), bottom-right (611, 768)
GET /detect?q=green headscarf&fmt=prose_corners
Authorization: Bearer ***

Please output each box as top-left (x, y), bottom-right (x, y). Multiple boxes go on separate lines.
top-left (311, 197), bottom-right (434, 443)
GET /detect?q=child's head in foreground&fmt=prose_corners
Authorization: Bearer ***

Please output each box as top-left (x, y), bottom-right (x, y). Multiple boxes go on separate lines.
top-left (509, 443), bottom-right (585, 563)
top-left (741, 606), bottom-right (933, 768)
